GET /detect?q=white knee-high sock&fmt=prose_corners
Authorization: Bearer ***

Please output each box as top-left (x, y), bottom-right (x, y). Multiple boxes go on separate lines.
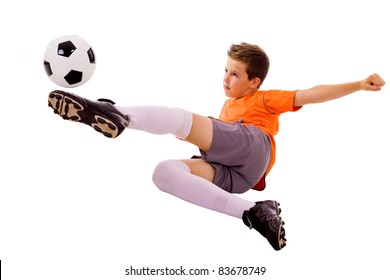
top-left (152, 159), bottom-right (255, 219)
top-left (115, 105), bottom-right (193, 139)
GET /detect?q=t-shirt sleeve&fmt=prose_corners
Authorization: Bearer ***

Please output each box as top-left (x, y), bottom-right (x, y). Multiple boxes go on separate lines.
top-left (263, 90), bottom-right (301, 115)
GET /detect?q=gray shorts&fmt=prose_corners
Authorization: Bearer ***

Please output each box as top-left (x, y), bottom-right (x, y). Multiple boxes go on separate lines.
top-left (198, 118), bottom-right (271, 194)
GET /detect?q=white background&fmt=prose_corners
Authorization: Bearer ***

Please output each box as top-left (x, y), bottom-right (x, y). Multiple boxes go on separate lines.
top-left (1, 0), bottom-right (389, 279)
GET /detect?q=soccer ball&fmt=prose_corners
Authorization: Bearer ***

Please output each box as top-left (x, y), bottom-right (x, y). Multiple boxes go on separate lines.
top-left (43, 35), bottom-right (96, 88)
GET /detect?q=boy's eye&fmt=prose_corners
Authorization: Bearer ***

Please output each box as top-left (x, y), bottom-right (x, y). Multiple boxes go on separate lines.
top-left (224, 69), bottom-right (238, 77)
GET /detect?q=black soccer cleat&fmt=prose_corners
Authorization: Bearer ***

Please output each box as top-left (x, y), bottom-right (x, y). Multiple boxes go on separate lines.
top-left (48, 90), bottom-right (130, 138)
top-left (242, 200), bottom-right (286, 251)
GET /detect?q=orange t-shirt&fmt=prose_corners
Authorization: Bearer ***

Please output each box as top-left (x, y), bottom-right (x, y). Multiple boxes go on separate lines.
top-left (219, 89), bottom-right (301, 190)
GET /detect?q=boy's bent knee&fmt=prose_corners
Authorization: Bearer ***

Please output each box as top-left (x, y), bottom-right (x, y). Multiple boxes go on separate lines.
top-left (152, 159), bottom-right (190, 193)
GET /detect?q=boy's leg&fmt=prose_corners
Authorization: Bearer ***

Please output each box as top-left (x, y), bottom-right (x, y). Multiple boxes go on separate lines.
top-left (153, 159), bottom-right (253, 218)
top-left (153, 159), bottom-right (286, 250)
top-left (48, 90), bottom-right (213, 152)
top-left (117, 106), bottom-right (213, 152)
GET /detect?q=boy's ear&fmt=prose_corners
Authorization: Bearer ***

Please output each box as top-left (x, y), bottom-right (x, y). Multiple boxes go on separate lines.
top-left (251, 77), bottom-right (261, 88)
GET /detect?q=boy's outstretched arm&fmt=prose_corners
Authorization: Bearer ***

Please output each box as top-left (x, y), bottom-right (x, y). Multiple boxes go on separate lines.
top-left (293, 73), bottom-right (385, 107)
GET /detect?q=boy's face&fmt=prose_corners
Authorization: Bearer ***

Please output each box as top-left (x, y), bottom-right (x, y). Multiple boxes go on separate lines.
top-left (223, 58), bottom-right (259, 99)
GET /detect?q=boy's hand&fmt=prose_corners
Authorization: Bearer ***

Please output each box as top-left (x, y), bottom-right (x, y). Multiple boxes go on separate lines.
top-left (363, 73), bottom-right (385, 91)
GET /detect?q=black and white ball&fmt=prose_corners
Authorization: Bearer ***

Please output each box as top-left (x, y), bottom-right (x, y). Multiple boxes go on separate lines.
top-left (43, 35), bottom-right (96, 88)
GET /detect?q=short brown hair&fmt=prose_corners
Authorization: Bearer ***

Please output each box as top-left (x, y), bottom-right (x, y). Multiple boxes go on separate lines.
top-left (227, 43), bottom-right (269, 87)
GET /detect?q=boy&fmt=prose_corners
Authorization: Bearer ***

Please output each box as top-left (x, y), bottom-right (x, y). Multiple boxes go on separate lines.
top-left (47, 43), bottom-right (385, 251)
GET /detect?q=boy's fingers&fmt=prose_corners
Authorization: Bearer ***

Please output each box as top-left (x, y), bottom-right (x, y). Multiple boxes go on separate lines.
top-left (371, 73), bottom-right (385, 87)
top-left (368, 74), bottom-right (385, 88)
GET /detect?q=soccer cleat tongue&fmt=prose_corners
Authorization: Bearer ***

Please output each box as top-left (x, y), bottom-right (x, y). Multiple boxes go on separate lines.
top-left (97, 98), bottom-right (116, 105)
top-left (242, 210), bottom-right (253, 229)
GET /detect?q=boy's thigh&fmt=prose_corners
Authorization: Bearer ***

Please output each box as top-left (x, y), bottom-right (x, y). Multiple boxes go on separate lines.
top-left (183, 114), bottom-right (213, 152)
top-left (180, 158), bottom-right (216, 183)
